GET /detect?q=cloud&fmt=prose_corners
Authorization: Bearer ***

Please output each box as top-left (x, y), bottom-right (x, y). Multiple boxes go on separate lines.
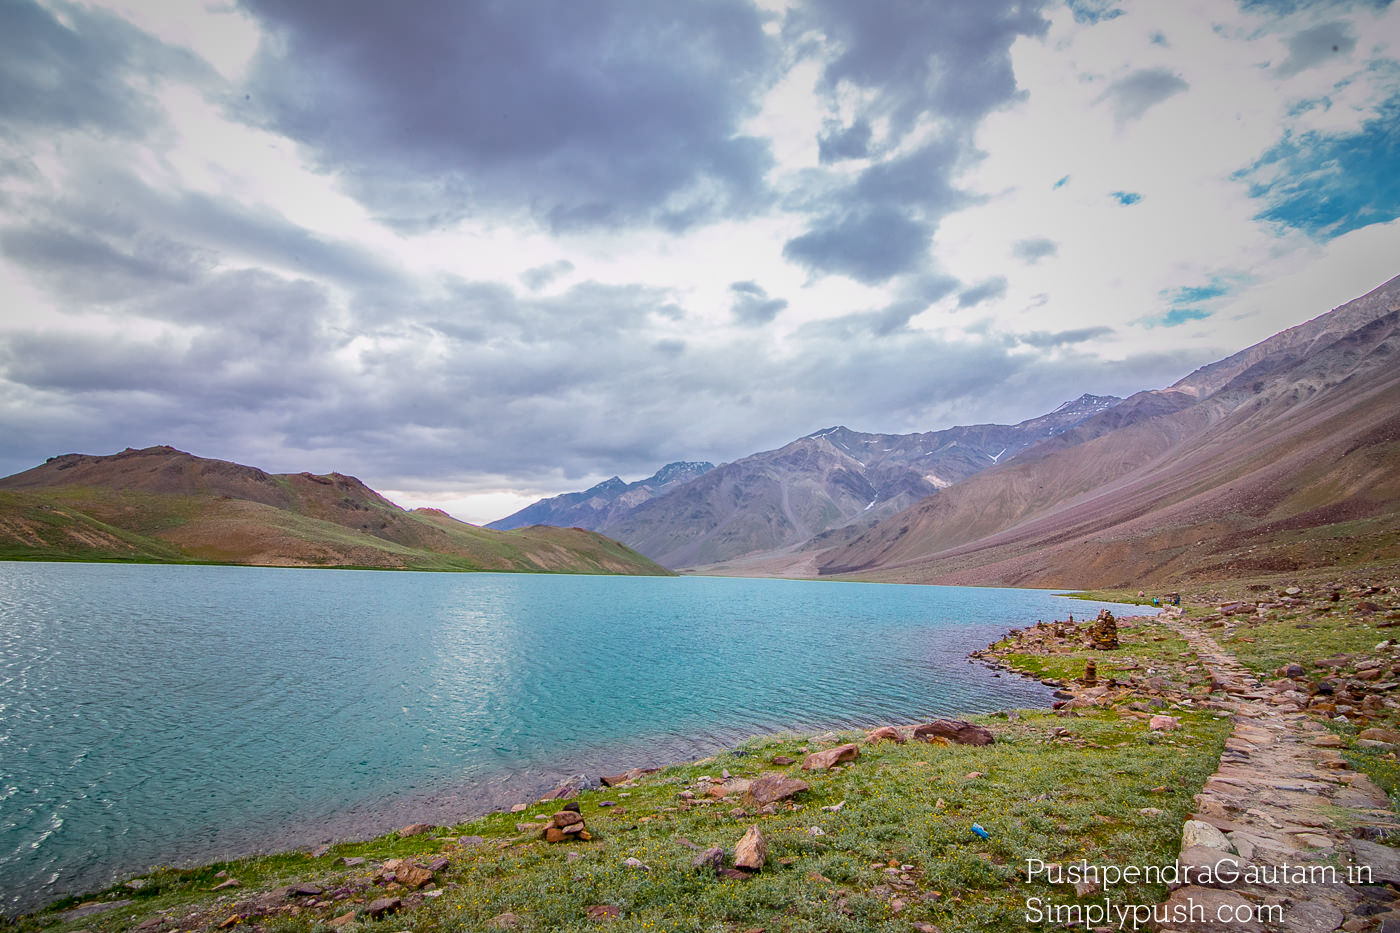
top-left (1275, 22), bottom-right (1356, 78)
top-left (729, 281), bottom-right (788, 326)
top-left (817, 119), bottom-right (873, 163)
top-left (1011, 237), bottom-right (1058, 264)
top-left (783, 207), bottom-right (933, 284)
top-left (958, 277), bottom-right (1008, 308)
top-left (520, 260), bottom-right (575, 291)
top-left (1237, 93), bottom-right (1400, 240)
top-left (779, 1), bottom-right (1048, 284)
top-left (1017, 326), bottom-right (1115, 347)
top-left (1111, 191), bottom-right (1144, 205)
top-left (236, 0), bottom-right (777, 233)
top-left (1097, 67), bottom-right (1189, 125)
top-left (0, 0), bottom-right (212, 137)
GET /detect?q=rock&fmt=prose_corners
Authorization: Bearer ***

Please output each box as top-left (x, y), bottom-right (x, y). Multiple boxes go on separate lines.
top-left (624, 857), bottom-right (648, 870)
top-left (771, 755), bottom-right (796, 766)
top-left (396, 863), bottom-right (434, 888)
top-left (1182, 819), bottom-right (1233, 851)
top-left (1352, 838), bottom-right (1400, 884)
top-left (211, 878), bottom-right (241, 890)
top-left (487, 911), bottom-right (521, 929)
top-left (509, 803), bottom-right (528, 812)
top-left (552, 810), bottom-right (585, 828)
top-left (458, 835), bottom-right (485, 846)
top-left (328, 911), bottom-right (356, 929)
top-left (601, 768), bottom-right (645, 787)
top-left (802, 743), bottom-right (860, 770)
top-left (290, 883), bottom-right (325, 896)
top-left (542, 774), bottom-right (595, 800)
top-left (398, 822), bottom-right (434, 837)
top-left (733, 825), bottom-right (766, 870)
top-left (1359, 727), bottom-right (1400, 745)
top-left (692, 846), bottom-right (725, 873)
top-left (308, 844), bottom-right (332, 858)
top-left (747, 771), bottom-right (809, 804)
top-left (866, 726), bottom-right (905, 744)
top-left (1149, 714), bottom-right (1182, 731)
top-left (913, 720), bottom-right (994, 746)
top-left (366, 896), bottom-right (403, 919)
top-left (1082, 659), bottom-right (1097, 686)
top-left (585, 904), bottom-right (621, 920)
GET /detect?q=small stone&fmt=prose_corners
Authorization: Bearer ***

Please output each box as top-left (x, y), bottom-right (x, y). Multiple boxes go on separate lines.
top-left (585, 904), bottom-right (621, 920)
top-left (396, 864), bottom-right (434, 888)
top-left (692, 846), bottom-right (725, 873)
top-left (341, 856), bottom-right (365, 866)
top-left (866, 726), bottom-right (905, 744)
top-left (398, 822), bottom-right (434, 837)
top-left (552, 810), bottom-right (585, 828)
top-left (458, 835), bottom-right (485, 846)
top-left (328, 911), bottom-right (356, 929)
top-left (624, 857), bottom-right (649, 870)
top-left (771, 755), bottom-right (796, 766)
top-left (366, 897), bottom-right (403, 919)
top-left (309, 844), bottom-right (332, 858)
top-left (212, 878), bottom-right (241, 890)
top-left (733, 825), bottom-right (767, 870)
top-left (290, 883), bottom-right (325, 896)
top-left (1138, 807), bottom-right (1163, 817)
top-left (1359, 727), bottom-right (1400, 745)
top-left (487, 911), bottom-right (521, 929)
top-left (509, 803), bottom-right (527, 812)
top-left (1149, 715), bottom-right (1182, 731)
top-left (1182, 820), bottom-right (1232, 851)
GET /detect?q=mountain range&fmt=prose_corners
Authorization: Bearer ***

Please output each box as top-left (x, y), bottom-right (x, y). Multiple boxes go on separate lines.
top-left (0, 447), bottom-right (668, 575)
top-left (491, 274), bottom-right (1400, 587)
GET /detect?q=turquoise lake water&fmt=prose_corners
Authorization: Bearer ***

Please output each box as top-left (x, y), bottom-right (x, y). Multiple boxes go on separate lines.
top-left (0, 561), bottom-right (1148, 913)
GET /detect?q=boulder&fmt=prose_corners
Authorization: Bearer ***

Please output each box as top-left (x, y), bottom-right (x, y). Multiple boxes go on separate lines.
top-left (733, 825), bottom-right (766, 870)
top-left (913, 720), bottom-right (994, 746)
top-left (1358, 727), bottom-right (1400, 745)
top-left (747, 771), bottom-right (809, 804)
top-left (866, 726), bottom-right (905, 744)
top-left (1149, 715), bottom-right (1182, 731)
top-left (802, 743), bottom-right (860, 770)
top-left (541, 774), bottom-right (595, 800)
top-left (1182, 819), bottom-right (1232, 852)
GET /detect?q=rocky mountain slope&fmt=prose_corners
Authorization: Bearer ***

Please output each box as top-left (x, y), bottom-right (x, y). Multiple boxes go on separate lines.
top-left (594, 394), bottom-right (1120, 569)
top-left (487, 461), bottom-right (714, 531)
top-left (0, 446), bottom-right (669, 575)
top-left (817, 274), bottom-right (1400, 587)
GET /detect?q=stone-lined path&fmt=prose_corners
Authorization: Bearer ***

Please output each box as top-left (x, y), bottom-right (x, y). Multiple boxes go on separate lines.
top-left (1159, 613), bottom-right (1400, 932)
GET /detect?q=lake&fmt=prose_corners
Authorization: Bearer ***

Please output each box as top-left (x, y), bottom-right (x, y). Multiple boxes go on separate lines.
top-left (0, 561), bottom-right (1147, 914)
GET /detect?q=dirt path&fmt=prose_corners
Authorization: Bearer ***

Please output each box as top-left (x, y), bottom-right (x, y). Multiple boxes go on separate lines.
top-left (1158, 616), bottom-right (1400, 932)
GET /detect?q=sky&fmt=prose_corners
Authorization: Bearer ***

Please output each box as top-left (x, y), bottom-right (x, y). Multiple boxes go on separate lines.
top-left (1, 0), bottom-right (1398, 524)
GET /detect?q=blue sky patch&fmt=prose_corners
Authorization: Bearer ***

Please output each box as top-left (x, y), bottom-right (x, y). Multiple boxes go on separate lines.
top-left (1053, 174), bottom-right (1070, 189)
top-left (1138, 308), bottom-right (1213, 328)
top-left (1067, 0), bottom-right (1126, 24)
top-left (1238, 92), bottom-right (1400, 240)
top-left (1111, 191), bottom-right (1143, 205)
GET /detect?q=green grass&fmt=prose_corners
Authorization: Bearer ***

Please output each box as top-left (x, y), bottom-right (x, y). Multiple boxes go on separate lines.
top-left (14, 711), bottom-right (1229, 933)
top-left (1218, 606), bottom-right (1393, 676)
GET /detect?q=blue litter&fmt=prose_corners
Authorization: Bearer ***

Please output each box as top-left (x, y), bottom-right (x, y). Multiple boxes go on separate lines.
top-left (970, 823), bottom-right (990, 839)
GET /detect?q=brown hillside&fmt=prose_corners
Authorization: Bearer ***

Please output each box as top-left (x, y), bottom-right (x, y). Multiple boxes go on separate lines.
top-left (817, 275), bottom-right (1400, 588)
top-left (0, 447), bottom-right (669, 575)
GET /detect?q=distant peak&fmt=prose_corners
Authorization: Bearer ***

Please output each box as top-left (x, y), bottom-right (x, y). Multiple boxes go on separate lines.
top-left (1052, 394), bottom-right (1121, 414)
top-left (807, 426), bottom-right (848, 439)
top-left (586, 476), bottom-right (627, 495)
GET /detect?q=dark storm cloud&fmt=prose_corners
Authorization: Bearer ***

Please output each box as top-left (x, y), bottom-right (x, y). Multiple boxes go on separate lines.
top-left (236, 0), bottom-right (777, 233)
top-left (0, 0), bottom-right (211, 137)
top-left (0, 224), bottom-right (210, 302)
top-left (1275, 22), bottom-right (1356, 78)
top-left (729, 281), bottom-right (788, 326)
top-left (958, 277), bottom-right (1008, 308)
top-left (782, 1), bottom-right (1048, 283)
top-left (1011, 237), bottom-right (1058, 264)
top-left (1097, 67), bottom-right (1189, 124)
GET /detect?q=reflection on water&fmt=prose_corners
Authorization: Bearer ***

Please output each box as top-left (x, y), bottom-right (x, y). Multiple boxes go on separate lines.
top-left (0, 562), bottom-right (1146, 914)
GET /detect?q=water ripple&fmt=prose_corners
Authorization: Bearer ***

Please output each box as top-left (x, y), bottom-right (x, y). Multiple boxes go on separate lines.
top-left (0, 563), bottom-right (1147, 915)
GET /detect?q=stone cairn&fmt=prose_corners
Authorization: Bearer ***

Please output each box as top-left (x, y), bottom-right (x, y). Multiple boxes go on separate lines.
top-left (1085, 609), bottom-right (1119, 650)
top-left (542, 802), bottom-right (591, 842)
